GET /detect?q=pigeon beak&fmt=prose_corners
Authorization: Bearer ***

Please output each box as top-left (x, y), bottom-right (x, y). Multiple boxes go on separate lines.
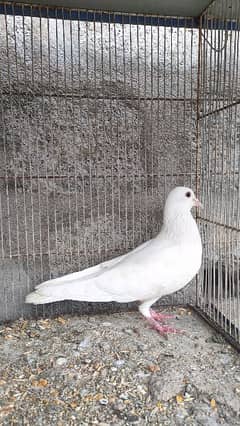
top-left (193, 198), bottom-right (203, 208)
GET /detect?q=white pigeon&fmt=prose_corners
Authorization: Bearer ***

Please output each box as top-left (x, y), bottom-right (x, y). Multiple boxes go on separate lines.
top-left (26, 186), bottom-right (202, 335)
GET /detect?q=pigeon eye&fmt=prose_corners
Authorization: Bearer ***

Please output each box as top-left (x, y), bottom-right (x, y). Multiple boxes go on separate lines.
top-left (185, 191), bottom-right (191, 198)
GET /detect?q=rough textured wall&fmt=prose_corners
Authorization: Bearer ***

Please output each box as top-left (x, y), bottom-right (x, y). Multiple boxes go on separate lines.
top-left (0, 15), bottom-right (199, 321)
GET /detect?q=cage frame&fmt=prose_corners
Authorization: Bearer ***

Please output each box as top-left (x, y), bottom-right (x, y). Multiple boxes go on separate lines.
top-left (0, 0), bottom-right (240, 352)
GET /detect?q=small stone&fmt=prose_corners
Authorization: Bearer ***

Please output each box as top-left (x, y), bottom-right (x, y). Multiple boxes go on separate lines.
top-left (99, 398), bottom-right (108, 405)
top-left (112, 402), bottom-right (125, 412)
top-left (111, 367), bottom-right (117, 372)
top-left (137, 343), bottom-right (147, 352)
top-left (113, 359), bottom-right (125, 368)
top-left (102, 322), bottom-right (112, 327)
top-left (56, 357), bottom-right (67, 366)
top-left (175, 407), bottom-right (188, 420)
top-left (79, 337), bottom-right (90, 349)
top-left (124, 328), bottom-right (133, 335)
top-left (126, 415), bottom-right (139, 422)
top-left (119, 393), bottom-right (129, 400)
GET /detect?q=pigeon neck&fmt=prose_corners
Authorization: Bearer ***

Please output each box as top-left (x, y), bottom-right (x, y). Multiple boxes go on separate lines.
top-left (162, 208), bottom-right (199, 243)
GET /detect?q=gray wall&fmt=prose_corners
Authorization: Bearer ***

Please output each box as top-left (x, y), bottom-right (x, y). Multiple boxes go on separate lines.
top-left (0, 15), bottom-right (199, 321)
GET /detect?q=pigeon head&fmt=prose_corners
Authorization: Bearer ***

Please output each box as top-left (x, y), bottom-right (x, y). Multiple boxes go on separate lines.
top-left (164, 186), bottom-right (202, 219)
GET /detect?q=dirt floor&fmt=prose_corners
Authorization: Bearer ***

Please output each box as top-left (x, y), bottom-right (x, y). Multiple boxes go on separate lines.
top-left (0, 307), bottom-right (240, 425)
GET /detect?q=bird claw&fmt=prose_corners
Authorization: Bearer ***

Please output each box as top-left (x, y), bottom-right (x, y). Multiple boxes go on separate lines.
top-left (150, 309), bottom-right (175, 323)
top-left (147, 317), bottom-right (184, 337)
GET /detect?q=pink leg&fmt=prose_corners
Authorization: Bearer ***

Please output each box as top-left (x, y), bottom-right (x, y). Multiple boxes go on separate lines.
top-left (150, 309), bottom-right (174, 323)
top-left (147, 317), bottom-right (184, 337)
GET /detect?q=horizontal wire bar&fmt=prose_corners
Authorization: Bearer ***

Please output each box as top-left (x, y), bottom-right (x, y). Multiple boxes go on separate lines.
top-left (202, 17), bottom-right (240, 31)
top-left (0, 92), bottom-right (198, 102)
top-left (198, 99), bottom-right (240, 119)
top-left (1, 171), bottom-right (238, 182)
top-left (1, 250), bottom-right (124, 259)
top-left (0, 172), bottom-right (196, 181)
top-left (0, 3), bottom-right (200, 28)
top-left (198, 217), bottom-right (240, 233)
top-left (2, 92), bottom-right (237, 104)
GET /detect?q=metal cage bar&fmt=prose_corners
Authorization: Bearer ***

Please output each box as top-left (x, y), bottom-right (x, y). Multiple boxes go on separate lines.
top-left (197, 0), bottom-right (240, 347)
top-left (0, 2), bottom-right (198, 321)
top-left (0, 0), bottom-right (240, 355)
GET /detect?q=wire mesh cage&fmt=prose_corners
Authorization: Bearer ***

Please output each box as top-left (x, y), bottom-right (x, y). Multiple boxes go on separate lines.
top-left (0, 0), bottom-right (239, 349)
top-left (197, 0), bottom-right (240, 348)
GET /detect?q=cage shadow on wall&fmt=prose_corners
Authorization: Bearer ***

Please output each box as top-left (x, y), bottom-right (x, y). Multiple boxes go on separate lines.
top-left (0, 0), bottom-right (239, 349)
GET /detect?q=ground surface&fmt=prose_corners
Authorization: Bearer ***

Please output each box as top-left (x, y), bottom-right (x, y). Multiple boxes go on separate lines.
top-left (0, 307), bottom-right (240, 425)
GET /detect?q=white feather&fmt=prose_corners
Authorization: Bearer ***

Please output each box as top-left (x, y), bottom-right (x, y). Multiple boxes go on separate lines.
top-left (26, 186), bottom-right (202, 317)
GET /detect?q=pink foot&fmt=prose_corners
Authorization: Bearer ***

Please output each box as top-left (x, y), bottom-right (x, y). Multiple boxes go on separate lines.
top-left (147, 317), bottom-right (184, 337)
top-left (150, 309), bottom-right (174, 323)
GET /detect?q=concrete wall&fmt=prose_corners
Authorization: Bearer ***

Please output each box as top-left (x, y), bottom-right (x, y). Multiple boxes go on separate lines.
top-left (0, 15), bottom-right (199, 321)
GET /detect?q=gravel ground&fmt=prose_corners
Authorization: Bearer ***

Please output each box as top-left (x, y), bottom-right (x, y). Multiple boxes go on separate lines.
top-left (1, 307), bottom-right (240, 425)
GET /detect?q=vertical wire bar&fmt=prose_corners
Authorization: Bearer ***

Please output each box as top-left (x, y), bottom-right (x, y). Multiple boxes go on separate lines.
top-left (190, 19), bottom-right (193, 187)
top-left (77, 12), bottom-right (87, 263)
top-left (69, 11), bottom-right (76, 270)
top-left (150, 18), bottom-right (154, 208)
top-left (225, 1), bottom-right (236, 332)
top-left (35, 6), bottom-right (43, 294)
top-left (46, 7), bottom-right (54, 276)
top-left (13, 7), bottom-right (27, 312)
top-left (230, 5), bottom-right (239, 232)
top-left (55, 9), bottom-right (66, 277)
top-left (0, 8), bottom-right (13, 318)
top-left (86, 12), bottom-right (95, 263)
top-left (183, 21), bottom-right (186, 184)
top-left (196, 14), bottom-right (203, 308)
top-left (157, 17), bottom-right (160, 231)
top-left (21, 7), bottom-right (32, 300)
top-left (42, 7), bottom-right (51, 270)
top-left (108, 15), bottom-right (115, 254)
top-left (226, 19), bottom-right (233, 330)
top-left (208, 14), bottom-right (214, 318)
top-left (51, 9), bottom-right (59, 272)
top-left (129, 17), bottom-right (134, 248)
top-left (136, 16), bottom-right (142, 244)
top-left (69, 10), bottom-right (78, 310)
top-left (30, 6), bottom-right (34, 89)
top-left (237, 233), bottom-right (240, 341)
top-left (113, 16), bottom-right (121, 246)
top-left (231, 3), bottom-right (240, 335)
top-left (229, 25), bottom-right (237, 232)
top-left (163, 20), bottom-right (166, 121)
top-left (4, 7), bottom-right (13, 261)
top-left (219, 1), bottom-right (226, 227)
top-left (143, 17), bottom-right (148, 240)
top-left (43, 7), bottom-right (53, 315)
top-left (0, 24), bottom-right (5, 262)
top-left (22, 5), bottom-right (27, 91)
top-left (170, 18), bottom-right (173, 117)
top-left (212, 16), bottom-right (220, 323)
top-left (221, 2), bottom-right (229, 332)
top-left (176, 20), bottom-right (180, 184)
top-left (100, 14), bottom-right (107, 259)
top-left (93, 13), bottom-right (101, 262)
top-left (39, 7), bottom-right (49, 316)
top-left (0, 12), bottom-right (5, 263)
top-left (208, 16), bottom-right (214, 222)
top-left (28, 6), bottom-right (37, 293)
top-left (63, 13), bottom-right (74, 274)
top-left (121, 15), bottom-right (128, 249)
top-left (213, 18), bottom-right (221, 323)
top-left (101, 14), bottom-right (108, 258)
top-left (211, 8), bottom-right (221, 322)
